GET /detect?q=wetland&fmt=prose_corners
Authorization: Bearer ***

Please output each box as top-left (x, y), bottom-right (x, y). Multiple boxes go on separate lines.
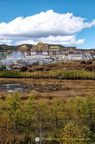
top-left (0, 78), bottom-right (95, 101)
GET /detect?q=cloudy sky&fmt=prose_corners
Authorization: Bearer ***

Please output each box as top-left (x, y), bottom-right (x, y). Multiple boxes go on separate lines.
top-left (0, 0), bottom-right (95, 49)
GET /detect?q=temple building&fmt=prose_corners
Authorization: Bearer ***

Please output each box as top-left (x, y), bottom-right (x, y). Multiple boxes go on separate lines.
top-left (49, 46), bottom-right (60, 56)
top-left (31, 42), bottom-right (61, 57)
top-left (31, 42), bottom-right (49, 56)
top-left (18, 45), bottom-right (30, 56)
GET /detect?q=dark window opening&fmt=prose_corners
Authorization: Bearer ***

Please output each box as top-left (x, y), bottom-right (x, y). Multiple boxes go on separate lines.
top-left (52, 51), bottom-right (56, 55)
top-left (36, 51), bottom-right (43, 55)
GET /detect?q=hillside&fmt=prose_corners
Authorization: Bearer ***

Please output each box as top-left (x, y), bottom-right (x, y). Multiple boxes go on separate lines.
top-left (25, 59), bottom-right (95, 72)
top-left (0, 44), bottom-right (33, 52)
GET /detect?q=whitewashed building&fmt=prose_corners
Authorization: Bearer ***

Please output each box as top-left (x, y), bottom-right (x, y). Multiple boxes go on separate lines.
top-left (68, 53), bottom-right (83, 60)
top-left (57, 53), bottom-right (83, 60)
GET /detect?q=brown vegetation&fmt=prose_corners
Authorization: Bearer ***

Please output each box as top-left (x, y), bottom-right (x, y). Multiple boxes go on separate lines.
top-left (0, 78), bottom-right (95, 102)
top-left (27, 60), bottom-right (95, 72)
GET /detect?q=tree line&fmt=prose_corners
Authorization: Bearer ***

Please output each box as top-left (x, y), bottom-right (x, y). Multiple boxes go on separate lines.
top-left (0, 92), bottom-right (95, 143)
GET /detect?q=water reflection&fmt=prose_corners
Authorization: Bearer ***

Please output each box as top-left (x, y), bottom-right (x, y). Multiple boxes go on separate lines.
top-left (0, 83), bottom-right (60, 93)
top-left (0, 83), bottom-right (29, 93)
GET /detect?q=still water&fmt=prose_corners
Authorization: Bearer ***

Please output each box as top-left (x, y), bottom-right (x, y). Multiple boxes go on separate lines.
top-left (0, 83), bottom-right (30, 92)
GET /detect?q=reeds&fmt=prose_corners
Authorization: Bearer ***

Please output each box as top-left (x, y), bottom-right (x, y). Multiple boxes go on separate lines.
top-left (0, 70), bottom-right (95, 79)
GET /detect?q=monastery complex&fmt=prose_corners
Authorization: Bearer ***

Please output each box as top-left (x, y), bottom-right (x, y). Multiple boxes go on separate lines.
top-left (18, 42), bottom-right (92, 60)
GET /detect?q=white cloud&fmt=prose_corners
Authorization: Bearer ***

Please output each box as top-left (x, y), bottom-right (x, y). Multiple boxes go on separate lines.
top-left (39, 35), bottom-right (85, 45)
top-left (16, 35), bottom-right (85, 45)
top-left (0, 39), bottom-right (12, 45)
top-left (0, 10), bottom-right (95, 45)
top-left (16, 39), bottom-right (37, 45)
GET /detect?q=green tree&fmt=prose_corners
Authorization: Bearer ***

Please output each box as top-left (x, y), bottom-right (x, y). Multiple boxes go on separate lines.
top-left (35, 99), bottom-right (51, 144)
top-left (2, 92), bottom-right (23, 139)
top-left (50, 98), bottom-right (65, 141)
top-left (86, 95), bottom-right (95, 132)
top-left (23, 94), bottom-right (36, 143)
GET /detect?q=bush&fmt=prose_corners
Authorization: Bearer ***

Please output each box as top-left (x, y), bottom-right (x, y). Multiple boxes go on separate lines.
top-left (20, 66), bottom-right (28, 72)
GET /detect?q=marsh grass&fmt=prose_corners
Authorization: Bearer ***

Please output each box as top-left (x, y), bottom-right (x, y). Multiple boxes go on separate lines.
top-left (0, 69), bottom-right (95, 79)
top-left (0, 78), bottom-right (95, 102)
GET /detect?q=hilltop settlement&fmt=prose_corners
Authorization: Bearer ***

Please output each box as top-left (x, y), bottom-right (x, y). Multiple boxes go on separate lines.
top-left (0, 42), bottom-right (95, 68)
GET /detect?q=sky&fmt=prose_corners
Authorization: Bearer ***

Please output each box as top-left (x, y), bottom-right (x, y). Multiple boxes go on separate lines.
top-left (0, 0), bottom-right (95, 49)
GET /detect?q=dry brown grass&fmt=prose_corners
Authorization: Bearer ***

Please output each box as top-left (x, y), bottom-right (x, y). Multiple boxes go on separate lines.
top-left (0, 78), bottom-right (95, 102)
top-left (27, 60), bottom-right (95, 72)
